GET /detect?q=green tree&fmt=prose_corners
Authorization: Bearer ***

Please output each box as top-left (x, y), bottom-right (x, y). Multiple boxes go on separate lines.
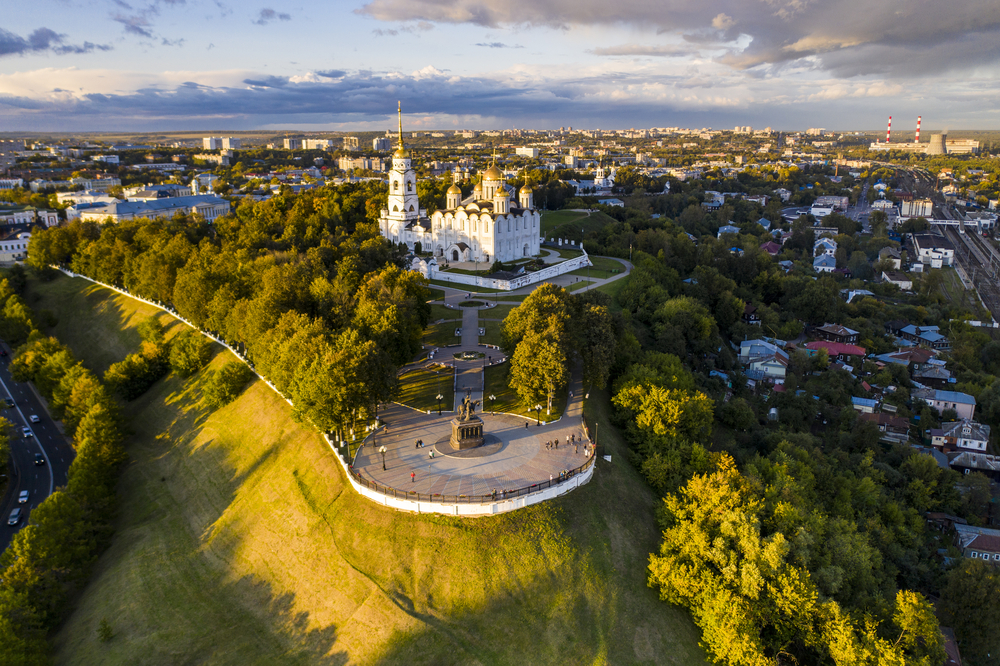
top-left (203, 361), bottom-right (254, 409)
top-left (168, 330), bottom-right (212, 377)
top-left (941, 559), bottom-right (1000, 665)
top-left (508, 330), bottom-right (568, 413)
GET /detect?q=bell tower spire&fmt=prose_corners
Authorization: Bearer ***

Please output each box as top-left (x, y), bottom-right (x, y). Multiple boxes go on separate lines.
top-left (397, 100), bottom-right (404, 149)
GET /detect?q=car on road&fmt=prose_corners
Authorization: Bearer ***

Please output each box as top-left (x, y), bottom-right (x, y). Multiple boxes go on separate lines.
top-left (28, 415), bottom-right (39, 423)
top-left (2, 398), bottom-right (13, 408)
top-left (8, 508), bottom-right (21, 526)
top-left (18, 490), bottom-right (28, 504)
top-left (33, 453), bottom-right (43, 466)
top-left (21, 427), bottom-right (32, 438)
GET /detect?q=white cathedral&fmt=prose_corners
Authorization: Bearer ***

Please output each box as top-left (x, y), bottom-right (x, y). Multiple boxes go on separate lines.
top-left (379, 107), bottom-right (541, 264)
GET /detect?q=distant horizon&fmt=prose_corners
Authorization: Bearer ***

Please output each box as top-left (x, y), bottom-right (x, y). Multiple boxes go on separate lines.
top-left (4, 1), bottom-right (1000, 132)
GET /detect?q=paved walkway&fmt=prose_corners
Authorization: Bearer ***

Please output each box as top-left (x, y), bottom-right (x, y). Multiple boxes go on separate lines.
top-left (355, 369), bottom-right (590, 497)
top-left (434, 254), bottom-right (633, 306)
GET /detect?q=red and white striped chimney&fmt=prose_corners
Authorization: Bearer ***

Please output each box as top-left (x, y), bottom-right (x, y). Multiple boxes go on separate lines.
top-left (915, 115), bottom-right (921, 143)
top-left (886, 116), bottom-right (892, 143)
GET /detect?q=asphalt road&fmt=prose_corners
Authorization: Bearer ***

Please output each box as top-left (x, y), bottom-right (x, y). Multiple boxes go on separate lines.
top-left (0, 343), bottom-right (75, 553)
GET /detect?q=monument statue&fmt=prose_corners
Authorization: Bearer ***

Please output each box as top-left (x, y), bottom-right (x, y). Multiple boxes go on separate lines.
top-left (458, 395), bottom-right (480, 421)
top-left (450, 390), bottom-right (485, 450)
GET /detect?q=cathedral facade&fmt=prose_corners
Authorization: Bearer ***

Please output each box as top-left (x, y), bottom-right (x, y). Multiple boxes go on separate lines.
top-left (378, 111), bottom-right (540, 264)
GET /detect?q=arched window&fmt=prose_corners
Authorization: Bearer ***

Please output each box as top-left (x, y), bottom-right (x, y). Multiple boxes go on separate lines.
top-left (393, 181), bottom-right (399, 191)
top-left (409, 204), bottom-right (414, 211)
top-left (407, 182), bottom-right (412, 192)
top-left (516, 219), bottom-right (519, 231)
top-left (392, 205), bottom-right (398, 212)
top-left (507, 221), bottom-right (511, 232)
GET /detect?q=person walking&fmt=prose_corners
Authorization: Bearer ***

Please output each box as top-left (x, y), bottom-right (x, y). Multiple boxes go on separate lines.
top-left (554, 439), bottom-right (558, 450)
top-left (410, 471), bottom-right (415, 483)
top-left (575, 442), bottom-right (579, 454)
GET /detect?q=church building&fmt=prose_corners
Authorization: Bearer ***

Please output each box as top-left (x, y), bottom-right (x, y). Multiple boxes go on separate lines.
top-left (379, 105), bottom-right (541, 263)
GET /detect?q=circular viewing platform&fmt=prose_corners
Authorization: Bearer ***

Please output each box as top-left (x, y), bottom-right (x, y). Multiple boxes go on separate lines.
top-left (350, 404), bottom-right (595, 516)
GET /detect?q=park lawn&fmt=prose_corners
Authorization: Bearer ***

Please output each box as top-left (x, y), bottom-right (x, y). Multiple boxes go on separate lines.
top-left (540, 209), bottom-right (589, 235)
top-left (422, 321), bottom-right (463, 348)
top-left (546, 211), bottom-right (617, 242)
top-left (478, 303), bottom-right (518, 322)
top-left (555, 247), bottom-right (584, 259)
top-left (428, 278), bottom-right (505, 293)
top-left (31, 273), bottom-right (708, 666)
top-left (567, 280), bottom-right (594, 292)
top-left (596, 273), bottom-right (629, 306)
top-left (429, 303), bottom-right (462, 322)
top-left (396, 368), bottom-right (455, 413)
top-left (477, 320), bottom-right (503, 347)
top-left (426, 287), bottom-right (447, 301)
top-left (567, 255), bottom-right (629, 280)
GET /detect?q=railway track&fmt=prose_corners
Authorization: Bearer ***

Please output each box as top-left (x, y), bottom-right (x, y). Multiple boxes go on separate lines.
top-left (943, 226), bottom-right (1000, 320)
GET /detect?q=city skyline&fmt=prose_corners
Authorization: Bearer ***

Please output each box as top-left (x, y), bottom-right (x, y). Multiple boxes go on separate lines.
top-left (2, 0), bottom-right (999, 131)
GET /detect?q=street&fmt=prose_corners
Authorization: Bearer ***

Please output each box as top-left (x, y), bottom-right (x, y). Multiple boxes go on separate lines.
top-left (0, 343), bottom-right (75, 553)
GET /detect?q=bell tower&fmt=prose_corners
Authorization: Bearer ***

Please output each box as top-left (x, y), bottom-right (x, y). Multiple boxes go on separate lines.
top-left (387, 101), bottom-right (419, 222)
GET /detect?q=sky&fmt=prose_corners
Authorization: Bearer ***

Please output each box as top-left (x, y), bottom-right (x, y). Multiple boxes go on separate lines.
top-left (2, 0), bottom-right (1000, 132)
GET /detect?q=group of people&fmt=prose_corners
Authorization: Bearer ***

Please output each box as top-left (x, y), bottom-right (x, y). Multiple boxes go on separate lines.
top-left (544, 433), bottom-right (587, 455)
top-left (415, 439), bottom-right (436, 459)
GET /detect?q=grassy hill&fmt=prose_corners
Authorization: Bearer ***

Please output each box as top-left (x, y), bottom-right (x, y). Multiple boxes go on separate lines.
top-left (27, 274), bottom-right (708, 666)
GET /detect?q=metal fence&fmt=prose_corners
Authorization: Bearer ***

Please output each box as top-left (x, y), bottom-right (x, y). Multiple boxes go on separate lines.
top-left (346, 452), bottom-right (596, 504)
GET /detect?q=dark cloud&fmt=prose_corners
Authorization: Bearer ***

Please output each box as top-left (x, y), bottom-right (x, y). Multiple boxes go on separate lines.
top-left (0, 27), bottom-right (112, 57)
top-left (316, 70), bottom-right (346, 78)
top-left (161, 37), bottom-right (185, 47)
top-left (243, 76), bottom-right (289, 87)
top-left (475, 42), bottom-right (522, 49)
top-left (254, 8), bottom-right (291, 25)
top-left (2, 66), bottom-right (998, 132)
top-left (358, 0), bottom-right (1000, 78)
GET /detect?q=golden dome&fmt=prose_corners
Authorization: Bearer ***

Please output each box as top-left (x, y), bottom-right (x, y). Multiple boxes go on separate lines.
top-left (483, 165), bottom-right (503, 181)
top-left (394, 145), bottom-right (408, 159)
top-left (495, 185), bottom-right (509, 198)
top-left (473, 182), bottom-right (483, 192)
top-left (519, 185), bottom-right (532, 194)
top-left (447, 183), bottom-right (461, 194)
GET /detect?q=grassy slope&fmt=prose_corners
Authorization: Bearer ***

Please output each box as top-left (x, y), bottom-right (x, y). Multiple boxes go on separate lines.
top-left (33, 274), bottom-right (707, 666)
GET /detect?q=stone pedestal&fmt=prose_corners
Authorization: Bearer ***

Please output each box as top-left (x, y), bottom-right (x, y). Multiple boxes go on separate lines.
top-left (451, 416), bottom-right (485, 450)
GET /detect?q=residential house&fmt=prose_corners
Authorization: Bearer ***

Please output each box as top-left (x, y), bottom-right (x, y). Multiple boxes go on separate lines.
top-left (953, 523), bottom-right (1000, 563)
top-left (813, 254), bottom-right (836, 273)
top-left (879, 246), bottom-right (902, 269)
top-left (899, 324), bottom-right (950, 350)
top-left (774, 187), bottom-right (792, 202)
top-left (874, 347), bottom-right (936, 368)
top-left (948, 451), bottom-right (1000, 481)
top-left (912, 388), bottom-right (976, 420)
top-left (911, 233), bottom-right (955, 268)
top-left (815, 323), bottom-right (859, 345)
top-left (851, 396), bottom-right (878, 414)
top-left (742, 304), bottom-right (761, 326)
top-left (739, 340), bottom-right (789, 381)
top-left (804, 340), bottom-right (866, 361)
top-left (858, 412), bottom-right (910, 443)
top-left (756, 217), bottom-right (771, 231)
top-left (814, 237), bottom-right (837, 256)
top-left (931, 419), bottom-right (991, 452)
top-left (717, 224), bottom-right (740, 238)
top-left (913, 364), bottom-right (952, 388)
top-left (760, 240), bottom-right (782, 256)
top-left (881, 271), bottom-right (913, 290)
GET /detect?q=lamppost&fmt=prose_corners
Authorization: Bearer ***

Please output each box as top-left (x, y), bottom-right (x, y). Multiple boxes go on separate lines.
top-left (436, 393), bottom-right (444, 415)
top-left (489, 394), bottom-right (496, 415)
top-left (378, 445), bottom-right (387, 471)
top-left (535, 403), bottom-right (542, 426)
top-left (583, 226), bottom-right (590, 290)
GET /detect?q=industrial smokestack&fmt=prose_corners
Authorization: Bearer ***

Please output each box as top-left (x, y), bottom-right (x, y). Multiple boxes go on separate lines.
top-left (886, 116), bottom-right (892, 143)
top-left (915, 116), bottom-right (921, 143)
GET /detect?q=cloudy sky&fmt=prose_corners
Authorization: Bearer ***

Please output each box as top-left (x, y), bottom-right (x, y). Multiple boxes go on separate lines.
top-left (2, 0), bottom-right (999, 132)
